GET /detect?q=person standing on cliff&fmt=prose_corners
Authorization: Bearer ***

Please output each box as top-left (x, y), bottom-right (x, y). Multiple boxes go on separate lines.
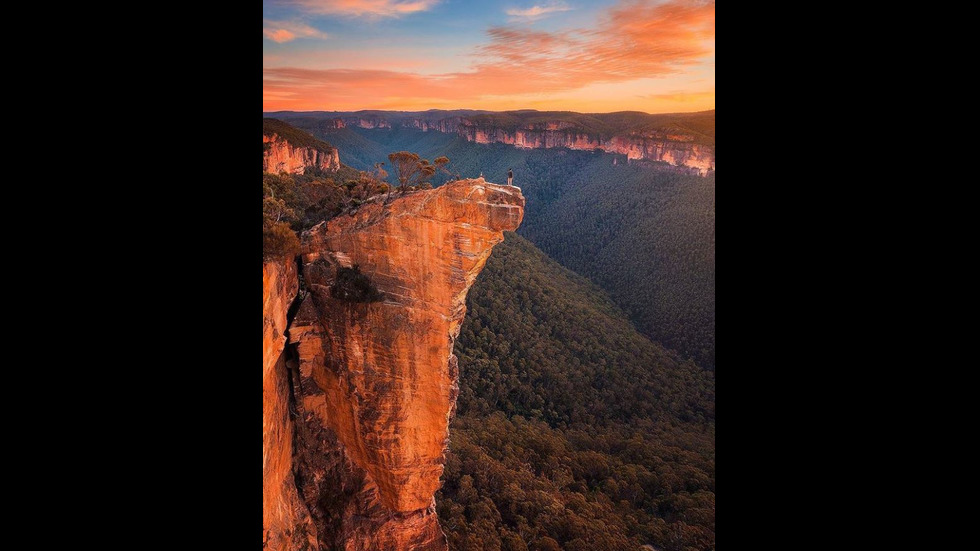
top-left (507, 168), bottom-right (513, 186)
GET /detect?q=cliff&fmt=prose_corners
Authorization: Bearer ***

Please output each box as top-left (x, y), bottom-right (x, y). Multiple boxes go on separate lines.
top-left (288, 179), bottom-right (524, 550)
top-left (303, 110), bottom-right (714, 175)
top-left (263, 133), bottom-right (340, 174)
top-left (263, 260), bottom-right (318, 551)
top-left (456, 120), bottom-right (714, 175)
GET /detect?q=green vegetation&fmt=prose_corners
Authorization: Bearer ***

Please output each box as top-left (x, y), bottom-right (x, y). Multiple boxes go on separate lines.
top-left (296, 126), bottom-right (392, 170)
top-left (296, 124), bottom-right (715, 369)
top-left (439, 233), bottom-right (714, 551)
top-left (263, 118), bottom-right (337, 152)
top-left (261, 163), bottom-right (387, 259)
top-left (524, 164), bottom-right (716, 370)
top-left (387, 151), bottom-right (450, 191)
top-left (261, 116), bottom-right (716, 548)
top-left (588, 110), bottom-right (715, 146)
top-left (261, 166), bottom-right (388, 259)
top-left (270, 109), bottom-right (715, 146)
top-left (466, 111), bottom-right (610, 135)
top-left (262, 220), bottom-right (300, 261)
top-left (463, 110), bottom-right (715, 145)
top-left (261, 121), bottom-right (458, 259)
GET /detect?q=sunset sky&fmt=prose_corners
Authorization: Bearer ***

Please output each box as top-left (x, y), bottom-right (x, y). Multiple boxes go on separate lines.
top-left (263, 0), bottom-right (714, 114)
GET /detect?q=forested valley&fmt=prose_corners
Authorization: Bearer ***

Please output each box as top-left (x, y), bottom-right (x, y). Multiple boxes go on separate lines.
top-left (442, 234), bottom-right (714, 551)
top-left (280, 120), bottom-right (715, 370)
top-left (264, 116), bottom-right (716, 550)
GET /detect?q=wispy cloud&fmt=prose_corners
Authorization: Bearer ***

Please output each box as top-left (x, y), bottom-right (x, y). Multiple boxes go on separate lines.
top-left (506, 1), bottom-right (573, 22)
top-left (263, 20), bottom-right (329, 43)
top-left (264, 0), bottom-right (715, 110)
top-left (282, 0), bottom-right (439, 17)
top-left (265, 29), bottom-right (296, 42)
top-left (640, 90), bottom-right (715, 103)
top-left (469, 0), bottom-right (714, 93)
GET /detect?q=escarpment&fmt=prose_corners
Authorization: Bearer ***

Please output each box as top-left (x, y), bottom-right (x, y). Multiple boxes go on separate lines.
top-left (286, 179), bottom-right (524, 550)
top-left (456, 122), bottom-right (714, 174)
top-left (292, 110), bottom-right (714, 174)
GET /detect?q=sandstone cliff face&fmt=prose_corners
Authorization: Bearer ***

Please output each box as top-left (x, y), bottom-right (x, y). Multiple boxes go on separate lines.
top-left (403, 117), bottom-right (462, 134)
top-left (334, 115), bottom-right (714, 175)
top-left (264, 133), bottom-right (340, 174)
top-left (456, 121), bottom-right (714, 175)
top-left (263, 260), bottom-right (318, 551)
top-left (356, 117), bottom-right (391, 129)
top-left (289, 179), bottom-right (524, 550)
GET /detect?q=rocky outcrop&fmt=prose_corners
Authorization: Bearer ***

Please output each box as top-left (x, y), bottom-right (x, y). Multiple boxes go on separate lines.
top-left (264, 133), bottom-right (340, 174)
top-left (263, 260), bottom-right (318, 551)
top-left (289, 179), bottom-right (524, 550)
top-left (356, 117), bottom-right (391, 129)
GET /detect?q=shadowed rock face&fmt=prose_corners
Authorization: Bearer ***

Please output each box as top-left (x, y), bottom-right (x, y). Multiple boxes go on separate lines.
top-left (289, 179), bottom-right (524, 551)
top-left (263, 260), bottom-right (318, 551)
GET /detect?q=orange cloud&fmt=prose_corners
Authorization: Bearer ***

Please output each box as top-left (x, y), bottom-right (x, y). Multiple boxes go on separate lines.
top-left (265, 29), bottom-right (296, 43)
top-left (264, 0), bottom-right (714, 111)
top-left (283, 0), bottom-right (439, 17)
top-left (263, 19), bottom-right (329, 42)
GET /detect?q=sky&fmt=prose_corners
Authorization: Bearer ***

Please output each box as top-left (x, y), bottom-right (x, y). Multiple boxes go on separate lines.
top-left (263, 0), bottom-right (714, 114)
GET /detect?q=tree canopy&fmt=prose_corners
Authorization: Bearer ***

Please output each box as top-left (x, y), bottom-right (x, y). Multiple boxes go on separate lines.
top-left (387, 151), bottom-right (449, 190)
top-left (439, 233), bottom-right (715, 551)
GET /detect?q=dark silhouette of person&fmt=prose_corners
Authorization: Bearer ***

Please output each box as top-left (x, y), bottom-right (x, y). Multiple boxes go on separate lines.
top-left (507, 168), bottom-right (513, 186)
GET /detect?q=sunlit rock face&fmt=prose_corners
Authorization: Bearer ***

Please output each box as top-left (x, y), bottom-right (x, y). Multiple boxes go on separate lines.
top-left (263, 260), bottom-right (318, 551)
top-left (289, 179), bottom-right (524, 551)
top-left (263, 133), bottom-right (340, 174)
top-left (455, 121), bottom-right (715, 175)
top-left (339, 115), bottom-right (714, 174)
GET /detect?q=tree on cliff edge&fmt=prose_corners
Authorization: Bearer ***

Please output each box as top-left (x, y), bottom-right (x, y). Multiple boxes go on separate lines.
top-left (387, 151), bottom-right (449, 192)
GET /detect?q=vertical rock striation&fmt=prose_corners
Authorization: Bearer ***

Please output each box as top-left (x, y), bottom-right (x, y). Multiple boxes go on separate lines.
top-left (263, 133), bottom-right (340, 174)
top-left (289, 179), bottom-right (524, 550)
top-left (263, 260), bottom-right (318, 551)
top-left (455, 121), bottom-right (715, 175)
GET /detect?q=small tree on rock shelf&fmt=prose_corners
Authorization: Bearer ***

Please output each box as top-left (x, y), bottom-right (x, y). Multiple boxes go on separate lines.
top-left (387, 151), bottom-right (449, 192)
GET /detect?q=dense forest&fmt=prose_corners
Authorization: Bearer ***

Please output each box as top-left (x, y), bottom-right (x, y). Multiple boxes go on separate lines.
top-left (263, 117), bottom-right (338, 152)
top-left (261, 119), bottom-right (716, 550)
top-left (440, 233), bottom-right (714, 551)
top-left (275, 119), bottom-right (715, 369)
top-left (462, 110), bottom-right (715, 145)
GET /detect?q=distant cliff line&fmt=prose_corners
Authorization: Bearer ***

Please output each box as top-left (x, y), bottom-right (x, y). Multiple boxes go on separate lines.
top-left (266, 109), bottom-right (716, 176)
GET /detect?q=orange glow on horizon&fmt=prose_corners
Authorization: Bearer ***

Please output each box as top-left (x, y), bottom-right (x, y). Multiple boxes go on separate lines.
top-left (263, 0), bottom-right (715, 114)
top-left (262, 90), bottom-right (715, 114)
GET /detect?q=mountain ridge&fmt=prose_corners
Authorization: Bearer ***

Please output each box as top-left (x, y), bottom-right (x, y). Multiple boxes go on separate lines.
top-left (266, 109), bottom-right (715, 174)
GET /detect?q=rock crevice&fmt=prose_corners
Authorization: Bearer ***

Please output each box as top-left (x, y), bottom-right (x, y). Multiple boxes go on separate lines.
top-left (263, 260), bottom-right (318, 551)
